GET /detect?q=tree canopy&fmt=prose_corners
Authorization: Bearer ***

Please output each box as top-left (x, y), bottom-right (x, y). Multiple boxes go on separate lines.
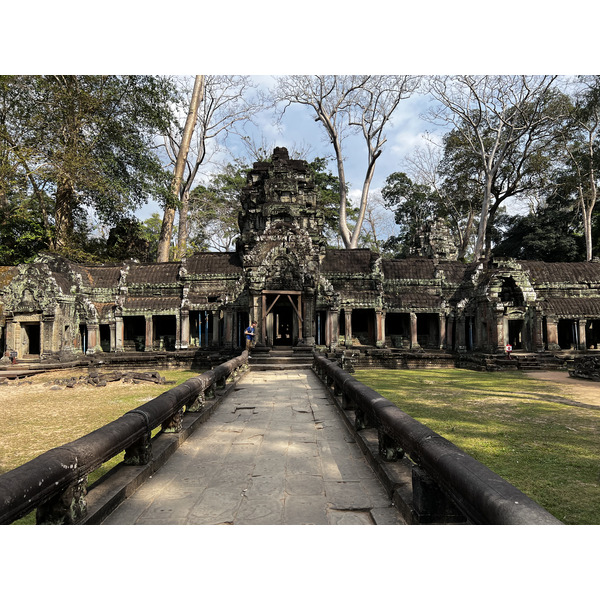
top-left (1, 74), bottom-right (599, 266)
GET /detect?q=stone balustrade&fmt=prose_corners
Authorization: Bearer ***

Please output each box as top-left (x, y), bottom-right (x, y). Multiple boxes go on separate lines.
top-left (312, 352), bottom-right (562, 525)
top-left (0, 351), bottom-right (248, 525)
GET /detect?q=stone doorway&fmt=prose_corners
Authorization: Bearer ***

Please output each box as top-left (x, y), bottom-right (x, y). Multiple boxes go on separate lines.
top-left (21, 322), bottom-right (41, 356)
top-left (508, 319), bottom-right (524, 350)
top-left (263, 292), bottom-right (301, 347)
top-left (21, 323), bottom-right (41, 356)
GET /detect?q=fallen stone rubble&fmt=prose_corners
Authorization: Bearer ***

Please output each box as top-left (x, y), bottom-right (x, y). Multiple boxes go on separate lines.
top-left (53, 370), bottom-right (172, 388)
top-left (0, 370), bottom-right (173, 388)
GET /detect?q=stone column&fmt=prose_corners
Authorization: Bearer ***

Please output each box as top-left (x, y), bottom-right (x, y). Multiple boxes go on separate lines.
top-left (302, 292), bottom-right (316, 345)
top-left (578, 319), bottom-right (587, 351)
top-left (87, 322), bottom-right (102, 354)
top-left (145, 316), bottom-right (153, 351)
top-left (4, 316), bottom-right (14, 356)
top-left (410, 312), bottom-right (420, 349)
top-left (439, 313), bottom-right (446, 350)
top-left (180, 309), bottom-right (190, 350)
top-left (344, 308), bottom-right (353, 347)
top-left (532, 313), bottom-right (544, 352)
top-left (114, 315), bottom-right (124, 352)
top-left (494, 310), bottom-right (505, 353)
top-left (212, 311), bottom-right (220, 346)
top-left (457, 315), bottom-right (466, 353)
top-left (376, 310), bottom-right (386, 348)
top-left (250, 292), bottom-right (262, 344)
top-left (173, 314), bottom-right (181, 350)
top-left (42, 314), bottom-right (55, 357)
top-left (546, 317), bottom-right (560, 351)
top-left (446, 313), bottom-right (455, 350)
top-left (223, 309), bottom-right (234, 348)
top-left (109, 323), bottom-right (116, 352)
top-left (329, 309), bottom-right (339, 348)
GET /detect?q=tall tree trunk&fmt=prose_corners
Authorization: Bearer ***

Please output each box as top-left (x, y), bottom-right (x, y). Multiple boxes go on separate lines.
top-left (473, 177), bottom-right (493, 260)
top-left (176, 187), bottom-right (191, 259)
top-left (54, 175), bottom-right (76, 249)
top-left (156, 75), bottom-right (205, 262)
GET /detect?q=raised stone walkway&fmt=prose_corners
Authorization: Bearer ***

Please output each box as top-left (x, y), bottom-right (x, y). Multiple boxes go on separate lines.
top-left (102, 369), bottom-right (404, 525)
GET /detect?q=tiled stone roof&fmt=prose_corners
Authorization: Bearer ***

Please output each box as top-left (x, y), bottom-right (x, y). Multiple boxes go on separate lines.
top-left (540, 297), bottom-right (600, 317)
top-left (72, 265), bottom-right (122, 288)
top-left (186, 253), bottom-right (243, 275)
top-left (127, 263), bottom-right (180, 285)
top-left (382, 258), bottom-right (437, 280)
top-left (322, 249), bottom-right (376, 273)
top-left (124, 296), bottom-right (181, 311)
top-left (519, 261), bottom-right (600, 284)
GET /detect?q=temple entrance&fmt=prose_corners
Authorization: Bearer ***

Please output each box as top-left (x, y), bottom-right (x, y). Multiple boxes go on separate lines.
top-left (558, 319), bottom-right (577, 350)
top-left (263, 292), bottom-right (301, 346)
top-left (21, 322), bottom-right (41, 356)
top-left (508, 319), bottom-right (524, 350)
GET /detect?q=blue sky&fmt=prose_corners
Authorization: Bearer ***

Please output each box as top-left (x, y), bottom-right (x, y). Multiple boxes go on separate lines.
top-left (136, 79), bottom-right (441, 220)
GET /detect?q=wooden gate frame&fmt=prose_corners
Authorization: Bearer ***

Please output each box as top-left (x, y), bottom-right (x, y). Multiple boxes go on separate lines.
top-left (262, 290), bottom-right (302, 345)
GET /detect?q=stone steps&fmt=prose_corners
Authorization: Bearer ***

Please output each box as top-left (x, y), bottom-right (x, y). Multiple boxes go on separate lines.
top-left (248, 348), bottom-right (313, 371)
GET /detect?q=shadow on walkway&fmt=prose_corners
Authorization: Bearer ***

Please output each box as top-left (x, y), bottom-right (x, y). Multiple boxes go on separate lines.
top-left (102, 369), bottom-right (403, 525)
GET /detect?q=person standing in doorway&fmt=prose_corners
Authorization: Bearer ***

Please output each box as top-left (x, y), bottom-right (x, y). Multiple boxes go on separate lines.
top-left (245, 321), bottom-right (257, 350)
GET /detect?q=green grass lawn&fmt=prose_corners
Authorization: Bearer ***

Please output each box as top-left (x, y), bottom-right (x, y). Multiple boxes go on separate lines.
top-left (353, 368), bottom-right (600, 524)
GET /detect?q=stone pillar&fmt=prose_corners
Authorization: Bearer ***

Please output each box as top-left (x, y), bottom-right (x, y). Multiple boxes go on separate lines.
top-left (4, 316), bottom-right (14, 356)
top-left (212, 311), bottom-right (220, 346)
top-left (114, 315), bottom-right (124, 352)
top-left (446, 313), bottom-right (455, 350)
top-left (532, 313), bottom-right (545, 352)
top-left (546, 317), bottom-right (560, 351)
top-left (329, 309), bottom-right (339, 348)
top-left (578, 319), bottom-right (587, 351)
top-left (302, 292), bottom-right (315, 345)
top-left (223, 309), bottom-right (234, 348)
top-left (494, 310), bottom-right (505, 353)
top-left (439, 313), bottom-right (446, 350)
top-left (42, 314), bottom-right (55, 357)
top-left (174, 314), bottom-right (181, 350)
top-left (410, 312), bottom-right (420, 349)
top-left (109, 323), bottom-right (116, 352)
top-left (250, 293), bottom-right (261, 343)
top-left (457, 315), bottom-right (466, 353)
top-left (344, 308), bottom-right (353, 347)
top-left (180, 308), bottom-right (190, 350)
top-left (376, 310), bottom-right (386, 348)
top-left (87, 322), bottom-right (102, 353)
top-left (145, 316), bottom-right (153, 351)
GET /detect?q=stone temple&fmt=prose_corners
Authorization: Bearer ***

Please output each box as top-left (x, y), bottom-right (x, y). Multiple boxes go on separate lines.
top-left (2, 147), bottom-right (600, 365)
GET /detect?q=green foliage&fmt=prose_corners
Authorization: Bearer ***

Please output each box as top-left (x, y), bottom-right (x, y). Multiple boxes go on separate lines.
top-left (493, 196), bottom-right (585, 261)
top-left (188, 160), bottom-right (249, 252)
top-left (381, 172), bottom-right (442, 257)
top-left (0, 75), bottom-right (176, 254)
top-left (0, 197), bottom-right (53, 264)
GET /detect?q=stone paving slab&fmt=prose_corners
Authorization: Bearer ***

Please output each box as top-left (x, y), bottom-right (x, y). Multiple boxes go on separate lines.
top-left (102, 369), bottom-right (405, 525)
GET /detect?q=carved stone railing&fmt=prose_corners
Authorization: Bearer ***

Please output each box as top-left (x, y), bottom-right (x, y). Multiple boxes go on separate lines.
top-left (313, 353), bottom-right (562, 525)
top-left (0, 351), bottom-right (248, 525)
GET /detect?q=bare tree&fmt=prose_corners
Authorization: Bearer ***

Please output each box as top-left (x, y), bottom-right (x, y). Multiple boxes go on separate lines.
top-left (159, 75), bottom-right (260, 261)
top-left (560, 76), bottom-right (600, 261)
top-left (405, 142), bottom-right (478, 259)
top-left (273, 75), bottom-right (420, 249)
top-left (427, 75), bottom-right (563, 260)
top-left (157, 75), bottom-right (204, 262)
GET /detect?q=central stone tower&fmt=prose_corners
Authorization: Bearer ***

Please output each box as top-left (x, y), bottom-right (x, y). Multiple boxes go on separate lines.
top-left (238, 147), bottom-right (325, 346)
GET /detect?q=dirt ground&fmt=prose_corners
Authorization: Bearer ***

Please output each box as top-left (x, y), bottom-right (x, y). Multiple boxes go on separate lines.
top-left (524, 370), bottom-right (600, 407)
